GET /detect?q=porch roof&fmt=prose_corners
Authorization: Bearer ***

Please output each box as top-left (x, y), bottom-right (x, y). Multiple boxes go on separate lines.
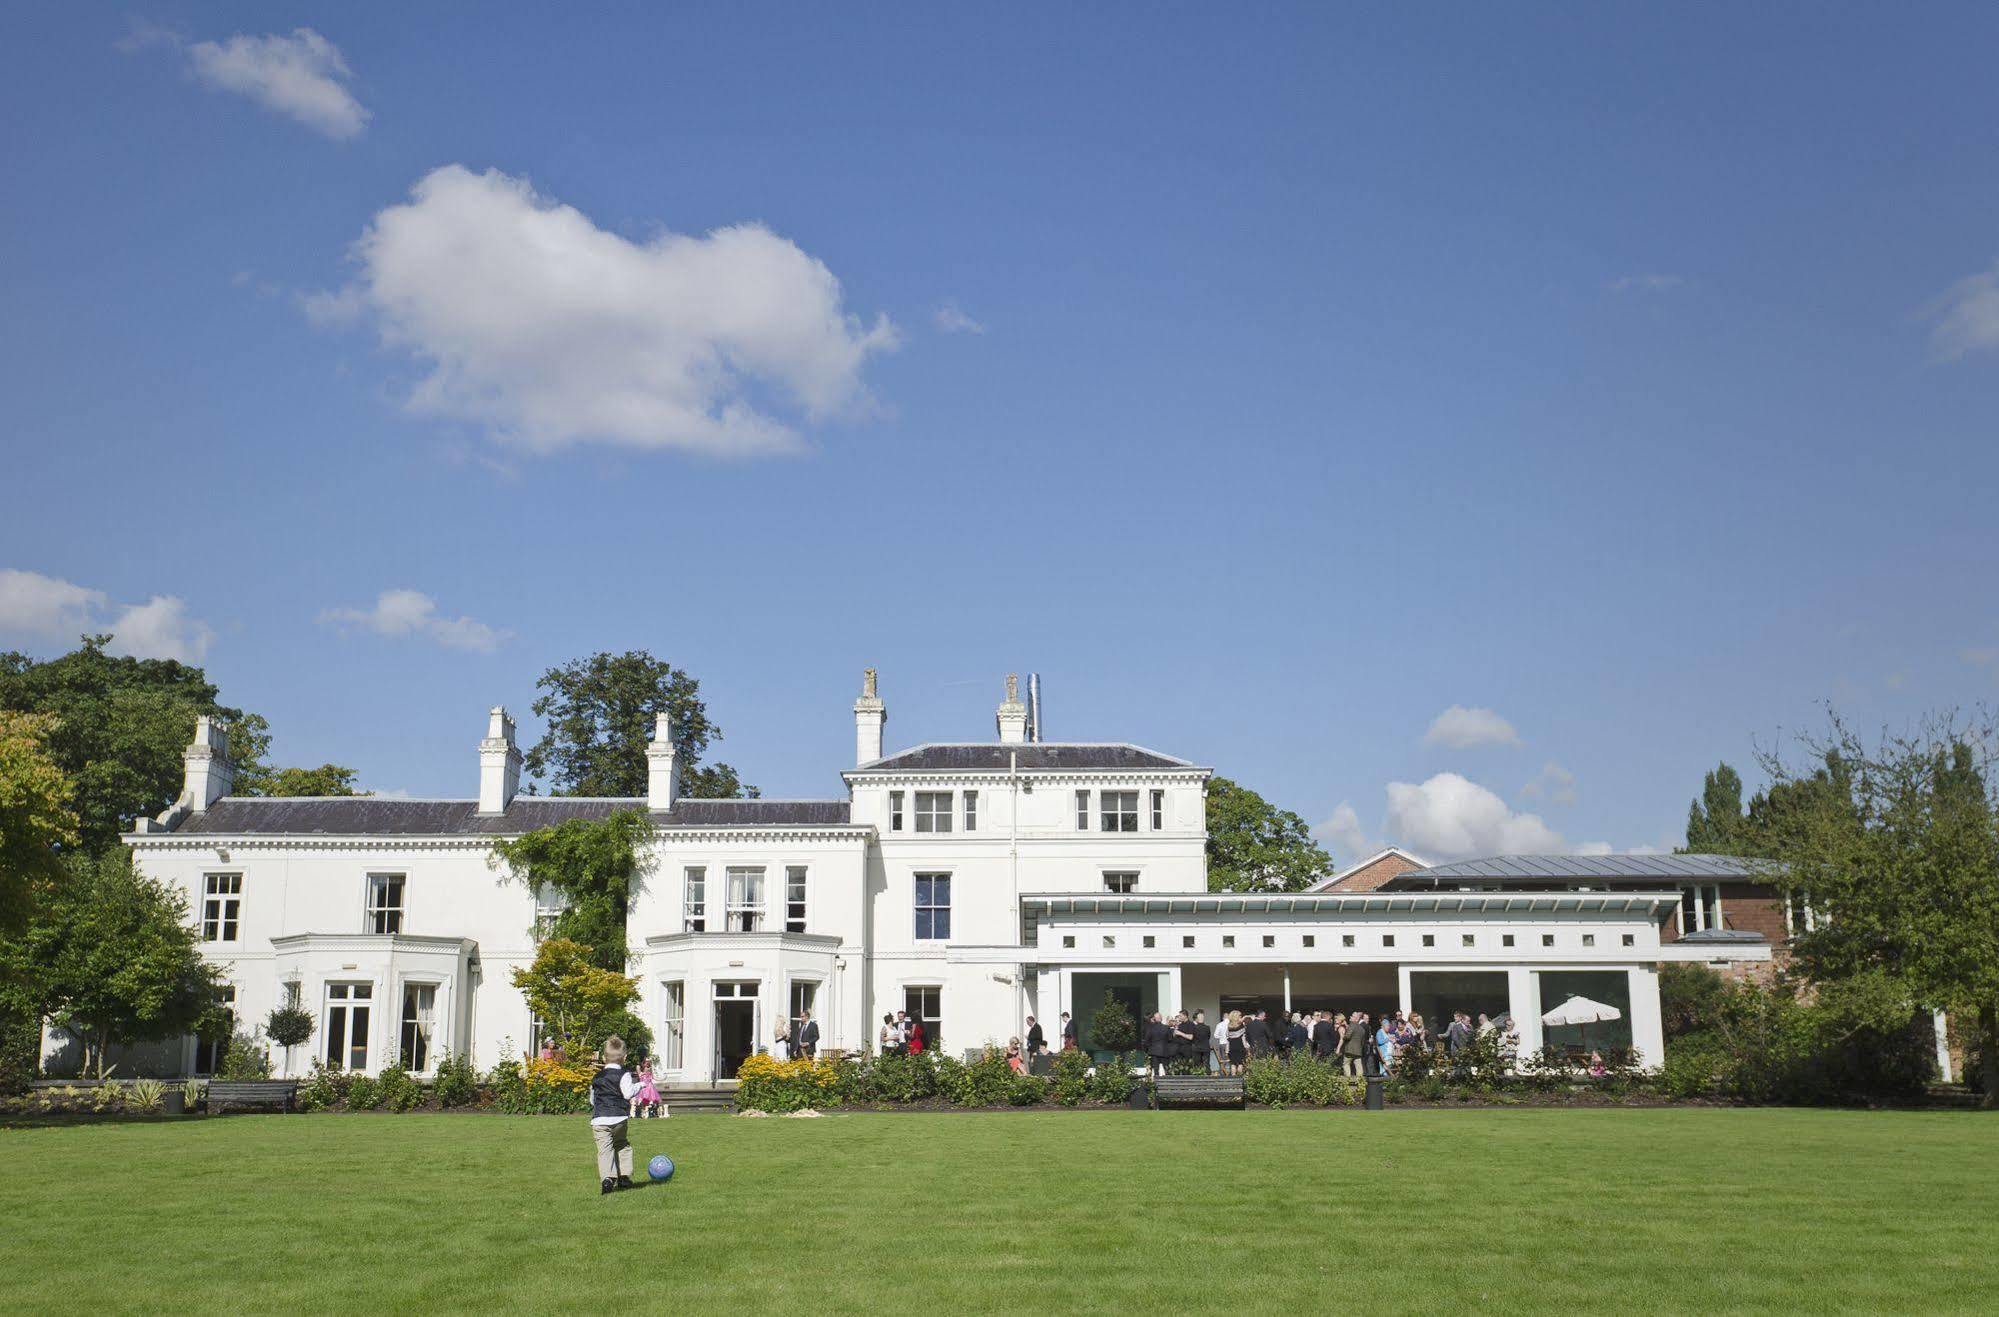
top-left (1022, 891), bottom-right (1679, 919)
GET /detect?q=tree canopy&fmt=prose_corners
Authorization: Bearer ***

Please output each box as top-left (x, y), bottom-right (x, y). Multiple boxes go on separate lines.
top-left (1205, 776), bottom-right (1331, 892)
top-left (0, 712), bottom-right (78, 932)
top-left (246, 764), bottom-right (364, 797)
top-left (488, 808), bottom-right (654, 970)
top-left (523, 650), bottom-right (754, 799)
top-left (509, 937), bottom-right (644, 1054)
top-left (0, 638), bottom-right (269, 851)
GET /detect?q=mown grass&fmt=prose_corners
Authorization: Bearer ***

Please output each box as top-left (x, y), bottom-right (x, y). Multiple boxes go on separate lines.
top-left (1, 1108), bottom-right (1994, 1314)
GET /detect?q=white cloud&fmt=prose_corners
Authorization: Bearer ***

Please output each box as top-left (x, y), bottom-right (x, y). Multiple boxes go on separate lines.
top-left (1519, 761), bottom-right (1578, 807)
top-left (307, 165), bottom-right (897, 457)
top-left (1927, 262), bottom-right (1999, 361)
top-left (1383, 772), bottom-right (1567, 859)
top-left (0, 568), bottom-right (107, 639)
top-left (1317, 801), bottom-right (1373, 863)
top-left (934, 301), bottom-right (986, 334)
top-left (182, 28), bottom-right (370, 139)
top-left (0, 569), bottom-right (212, 661)
top-left (319, 588), bottom-right (508, 653)
top-left (105, 596), bottom-right (214, 663)
top-left (1609, 273), bottom-right (1683, 293)
top-left (1573, 840), bottom-right (1615, 856)
top-left (1423, 704), bottom-right (1521, 749)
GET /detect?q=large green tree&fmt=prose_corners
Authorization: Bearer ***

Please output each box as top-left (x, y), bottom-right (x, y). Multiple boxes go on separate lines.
top-left (0, 711), bottom-right (78, 931)
top-left (522, 650), bottom-right (754, 799)
top-left (246, 764), bottom-right (364, 797)
top-left (509, 937), bottom-right (644, 1054)
top-left (5, 848), bottom-right (226, 1078)
top-left (488, 808), bottom-right (654, 971)
top-left (1205, 776), bottom-right (1331, 892)
top-left (0, 638), bottom-right (270, 851)
top-left (1755, 713), bottom-right (1999, 1104)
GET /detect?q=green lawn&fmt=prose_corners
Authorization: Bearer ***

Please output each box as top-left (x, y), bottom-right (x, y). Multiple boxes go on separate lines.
top-left (2, 1109), bottom-right (1994, 1314)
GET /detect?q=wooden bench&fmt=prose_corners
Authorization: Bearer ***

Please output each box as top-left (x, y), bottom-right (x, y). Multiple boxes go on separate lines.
top-left (1151, 1075), bottom-right (1246, 1109)
top-left (205, 1080), bottom-right (299, 1114)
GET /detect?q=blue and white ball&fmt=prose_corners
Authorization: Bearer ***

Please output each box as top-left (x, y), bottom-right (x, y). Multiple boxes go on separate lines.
top-left (647, 1154), bottom-right (675, 1182)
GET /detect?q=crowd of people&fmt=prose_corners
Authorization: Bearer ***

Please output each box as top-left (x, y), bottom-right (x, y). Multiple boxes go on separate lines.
top-left (1106, 1005), bottom-right (1523, 1077)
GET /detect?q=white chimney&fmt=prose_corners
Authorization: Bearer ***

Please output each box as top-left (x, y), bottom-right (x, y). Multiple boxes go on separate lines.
top-left (183, 715), bottom-right (234, 811)
top-left (646, 712), bottom-right (681, 810)
top-left (996, 673), bottom-right (1028, 744)
top-left (854, 667), bottom-right (886, 765)
top-left (478, 706), bottom-right (522, 815)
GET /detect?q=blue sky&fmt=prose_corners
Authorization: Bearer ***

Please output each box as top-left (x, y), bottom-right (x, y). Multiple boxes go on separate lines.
top-left (5, 5), bottom-right (1999, 862)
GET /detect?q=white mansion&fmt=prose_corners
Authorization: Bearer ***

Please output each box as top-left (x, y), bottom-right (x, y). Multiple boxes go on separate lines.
top-left (97, 672), bottom-right (1681, 1083)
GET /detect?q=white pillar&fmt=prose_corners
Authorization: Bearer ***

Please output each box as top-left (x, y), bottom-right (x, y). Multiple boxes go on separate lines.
top-left (1509, 967), bottom-right (1543, 1057)
top-left (1163, 966), bottom-right (1183, 1015)
top-left (1396, 963), bottom-right (1413, 1015)
top-left (1934, 1010), bottom-right (1953, 1083)
top-left (1282, 966), bottom-right (1292, 1014)
top-left (1628, 965), bottom-right (1664, 1070)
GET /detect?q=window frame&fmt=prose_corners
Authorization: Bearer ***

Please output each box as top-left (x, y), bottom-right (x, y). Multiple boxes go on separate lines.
top-left (889, 790), bottom-right (905, 832)
top-left (683, 866), bottom-right (707, 933)
top-left (724, 866), bottom-right (767, 932)
top-left (533, 883), bottom-right (567, 940)
top-left (1102, 870), bottom-right (1139, 894)
top-left (914, 791), bottom-right (954, 834)
top-left (1074, 790), bottom-right (1091, 830)
top-left (1099, 790), bottom-right (1139, 833)
top-left (1150, 789), bottom-right (1165, 830)
top-left (785, 865), bottom-right (807, 934)
top-left (398, 980), bottom-right (439, 1073)
top-left (201, 872), bottom-right (242, 943)
top-left (963, 790), bottom-right (978, 832)
top-left (913, 872), bottom-right (952, 941)
top-left (324, 981), bottom-right (373, 1072)
top-left (365, 872), bottom-right (406, 935)
top-left (661, 980), bottom-right (686, 1069)
top-left (1677, 884), bottom-right (1724, 935)
top-left (903, 985), bottom-right (942, 1053)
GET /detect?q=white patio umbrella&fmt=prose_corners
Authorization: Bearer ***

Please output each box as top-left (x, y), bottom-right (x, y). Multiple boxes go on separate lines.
top-left (1541, 995), bottom-right (1622, 1055)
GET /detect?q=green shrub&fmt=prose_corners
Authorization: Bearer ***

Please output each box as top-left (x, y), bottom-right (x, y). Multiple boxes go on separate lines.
top-left (181, 1078), bottom-right (206, 1110)
top-left (486, 1055), bottom-right (590, 1115)
top-left (295, 1061), bottom-right (347, 1112)
top-left (215, 1030), bottom-right (271, 1080)
top-left (864, 1050), bottom-right (939, 1104)
top-left (1006, 1072), bottom-right (1046, 1106)
top-left (376, 1065), bottom-right (424, 1112)
top-left (950, 1048), bottom-right (1015, 1107)
top-left (1247, 1054), bottom-right (1366, 1106)
top-left (1085, 1053), bottom-right (1138, 1105)
top-left (130, 1078), bottom-right (166, 1113)
top-left (1050, 1048), bottom-right (1092, 1107)
top-left (265, 1003), bottom-right (315, 1050)
top-left (345, 1074), bottom-right (383, 1111)
top-left (432, 1053), bottom-right (480, 1107)
top-left (1088, 991), bottom-right (1137, 1053)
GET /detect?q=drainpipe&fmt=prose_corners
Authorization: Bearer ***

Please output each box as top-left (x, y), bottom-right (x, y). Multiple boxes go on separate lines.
top-left (1011, 750), bottom-right (1023, 1041)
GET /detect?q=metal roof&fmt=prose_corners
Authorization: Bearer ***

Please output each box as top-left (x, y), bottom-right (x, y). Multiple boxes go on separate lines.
top-left (1021, 891), bottom-right (1678, 918)
top-left (1394, 853), bottom-right (1777, 884)
top-left (159, 796), bottom-right (852, 836)
top-left (848, 743), bottom-right (1197, 774)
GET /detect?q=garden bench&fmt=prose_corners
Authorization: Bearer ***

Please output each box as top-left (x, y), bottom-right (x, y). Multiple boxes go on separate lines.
top-left (206, 1080), bottom-right (299, 1114)
top-left (1151, 1076), bottom-right (1245, 1109)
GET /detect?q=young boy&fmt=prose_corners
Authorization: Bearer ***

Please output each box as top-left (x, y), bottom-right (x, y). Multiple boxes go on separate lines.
top-left (589, 1035), bottom-right (642, 1195)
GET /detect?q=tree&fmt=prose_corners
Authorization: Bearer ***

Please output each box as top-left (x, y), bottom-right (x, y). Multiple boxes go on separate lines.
top-left (1757, 712), bottom-right (1999, 1104)
top-left (510, 938), bottom-right (641, 1054)
top-left (488, 809), bottom-right (654, 971)
top-left (522, 650), bottom-right (754, 799)
top-left (8, 849), bottom-right (226, 1078)
top-left (0, 712), bottom-right (78, 931)
top-left (1683, 763), bottom-right (1745, 853)
top-left (246, 764), bottom-right (364, 797)
top-left (1087, 990), bottom-right (1137, 1053)
top-left (0, 638), bottom-right (270, 852)
top-left (1205, 776), bottom-right (1331, 892)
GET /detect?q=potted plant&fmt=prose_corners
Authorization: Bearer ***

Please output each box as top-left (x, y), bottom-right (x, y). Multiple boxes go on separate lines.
top-left (162, 1082), bottom-right (185, 1116)
top-left (1087, 990), bottom-right (1137, 1065)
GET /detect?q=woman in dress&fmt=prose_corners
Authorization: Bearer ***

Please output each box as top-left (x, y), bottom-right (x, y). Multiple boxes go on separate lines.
top-left (771, 1018), bottom-right (791, 1062)
top-left (1225, 1010), bottom-right (1248, 1076)
top-left (908, 1017), bottom-right (927, 1054)
top-left (1005, 1037), bottom-right (1025, 1074)
top-left (879, 1014), bottom-right (898, 1055)
top-left (1374, 1015), bottom-right (1397, 1073)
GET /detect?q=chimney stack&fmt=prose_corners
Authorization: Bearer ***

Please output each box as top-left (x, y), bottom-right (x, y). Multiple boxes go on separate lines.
top-left (854, 668), bottom-right (886, 765)
top-left (996, 673), bottom-right (1028, 744)
top-left (646, 712), bottom-right (681, 810)
top-left (478, 706), bottom-right (522, 815)
top-left (182, 715), bottom-right (234, 811)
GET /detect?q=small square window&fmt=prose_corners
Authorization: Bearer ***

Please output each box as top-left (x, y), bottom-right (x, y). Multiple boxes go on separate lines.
top-left (1222, 935), bottom-right (1235, 949)
top-left (1461, 934), bottom-right (1475, 947)
top-left (1342, 934), bottom-right (1354, 948)
top-left (1061, 935), bottom-right (1075, 949)
top-left (1143, 935), bottom-right (1156, 949)
top-left (1303, 935), bottom-right (1315, 948)
top-left (1622, 933), bottom-right (1635, 947)
top-left (1103, 871), bottom-right (1139, 894)
top-left (1502, 934), bottom-right (1515, 947)
top-left (1422, 934), bottom-right (1435, 948)
top-left (1542, 934), bottom-right (1555, 947)
top-left (1383, 934), bottom-right (1395, 948)
top-left (1262, 935), bottom-right (1275, 948)
top-left (1183, 935), bottom-right (1195, 949)
top-left (1582, 934), bottom-right (1596, 947)
top-left (1103, 935), bottom-right (1115, 949)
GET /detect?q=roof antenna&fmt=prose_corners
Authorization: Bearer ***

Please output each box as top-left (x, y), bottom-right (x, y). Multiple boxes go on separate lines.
top-left (1027, 673), bottom-right (1042, 743)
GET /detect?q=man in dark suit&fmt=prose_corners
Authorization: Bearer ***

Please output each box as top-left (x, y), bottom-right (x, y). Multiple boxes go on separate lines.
top-left (1025, 1015), bottom-right (1046, 1055)
top-left (1060, 1012), bottom-right (1077, 1050)
top-left (1144, 1011), bottom-right (1171, 1077)
top-left (1190, 1010), bottom-right (1213, 1074)
top-left (796, 1010), bottom-right (820, 1059)
top-left (1170, 1011), bottom-right (1195, 1062)
top-left (1313, 1011), bottom-right (1338, 1059)
top-left (1245, 1010), bottom-right (1270, 1058)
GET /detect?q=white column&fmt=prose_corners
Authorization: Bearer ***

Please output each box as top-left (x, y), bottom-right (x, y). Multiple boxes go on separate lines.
top-left (1282, 966), bottom-right (1292, 1014)
top-left (1628, 965), bottom-right (1664, 1070)
top-left (1163, 966), bottom-right (1183, 1015)
top-left (1934, 1010), bottom-right (1953, 1083)
top-left (1508, 967), bottom-right (1543, 1057)
top-left (1396, 963), bottom-right (1413, 1015)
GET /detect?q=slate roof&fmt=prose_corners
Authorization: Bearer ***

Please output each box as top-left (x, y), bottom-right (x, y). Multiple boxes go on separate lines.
top-left (160, 796), bottom-right (852, 836)
top-left (1392, 853), bottom-right (1776, 885)
top-left (850, 743), bottom-right (1197, 774)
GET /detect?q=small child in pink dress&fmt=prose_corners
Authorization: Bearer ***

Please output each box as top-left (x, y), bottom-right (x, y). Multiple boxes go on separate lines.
top-left (631, 1058), bottom-right (665, 1119)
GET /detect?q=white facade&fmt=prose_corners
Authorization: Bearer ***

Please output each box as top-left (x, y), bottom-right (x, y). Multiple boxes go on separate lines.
top-left (88, 672), bottom-right (1668, 1081)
